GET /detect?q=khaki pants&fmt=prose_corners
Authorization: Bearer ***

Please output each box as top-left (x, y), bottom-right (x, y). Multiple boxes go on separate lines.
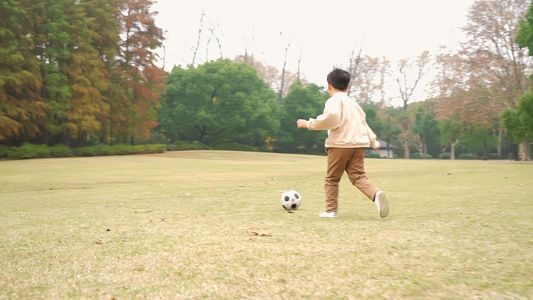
top-left (325, 147), bottom-right (379, 213)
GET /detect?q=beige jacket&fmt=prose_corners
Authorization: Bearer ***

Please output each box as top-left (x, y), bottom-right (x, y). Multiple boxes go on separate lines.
top-left (307, 92), bottom-right (380, 149)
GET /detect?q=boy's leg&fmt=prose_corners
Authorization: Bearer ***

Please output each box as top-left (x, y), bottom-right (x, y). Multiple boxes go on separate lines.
top-left (345, 148), bottom-right (379, 201)
top-left (325, 148), bottom-right (351, 212)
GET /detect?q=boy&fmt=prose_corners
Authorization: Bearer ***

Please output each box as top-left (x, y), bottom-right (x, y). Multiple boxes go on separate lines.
top-left (296, 68), bottom-right (388, 218)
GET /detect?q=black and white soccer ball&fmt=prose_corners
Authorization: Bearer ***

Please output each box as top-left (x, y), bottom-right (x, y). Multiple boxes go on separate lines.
top-left (281, 190), bottom-right (301, 211)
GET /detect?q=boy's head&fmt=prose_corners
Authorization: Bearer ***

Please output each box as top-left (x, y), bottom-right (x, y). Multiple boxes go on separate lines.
top-left (327, 68), bottom-right (350, 92)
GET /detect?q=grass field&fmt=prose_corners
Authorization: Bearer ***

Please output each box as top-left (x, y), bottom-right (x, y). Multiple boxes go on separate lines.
top-left (0, 150), bottom-right (532, 299)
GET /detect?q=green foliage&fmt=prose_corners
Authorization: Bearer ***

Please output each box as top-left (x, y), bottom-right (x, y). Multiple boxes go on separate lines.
top-left (365, 151), bottom-right (381, 158)
top-left (159, 59), bottom-right (279, 147)
top-left (0, 145), bottom-right (9, 158)
top-left (502, 94), bottom-right (533, 143)
top-left (213, 143), bottom-right (259, 152)
top-left (362, 104), bottom-right (384, 136)
top-left (50, 144), bottom-right (74, 157)
top-left (458, 153), bottom-right (474, 160)
top-left (170, 141), bottom-right (211, 151)
top-left (412, 106), bottom-right (440, 157)
top-left (277, 82), bottom-right (328, 153)
top-left (2, 143), bottom-right (165, 159)
top-left (516, 1), bottom-right (533, 56)
top-left (439, 119), bottom-right (463, 147)
top-left (7, 143), bottom-right (50, 159)
top-left (439, 152), bottom-right (451, 159)
top-left (410, 152), bottom-right (433, 159)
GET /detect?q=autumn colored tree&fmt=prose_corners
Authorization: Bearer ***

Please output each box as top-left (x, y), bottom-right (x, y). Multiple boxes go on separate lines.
top-left (62, 1), bottom-right (113, 144)
top-left (434, 0), bottom-right (531, 158)
top-left (73, 0), bottom-right (120, 145)
top-left (112, 0), bottom-right (166, 144)
top-left (0, 0), bottom-right (48, 143)
top-left (346, 47), bottom-right (390, 105)
top-left (0, 0), bottom-right (165, 147)
top-left (395, 51), bottom-right (431, 110)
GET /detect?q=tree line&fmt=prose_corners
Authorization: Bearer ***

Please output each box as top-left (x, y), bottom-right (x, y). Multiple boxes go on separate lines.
top-left (0, 0), bottom-right (165, 147)
top-left (1, 0), bottom-right (533, 160)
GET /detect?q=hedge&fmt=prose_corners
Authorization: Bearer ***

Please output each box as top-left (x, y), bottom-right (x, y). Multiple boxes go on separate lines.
top-left (0, 143), bottom-right (166, 160)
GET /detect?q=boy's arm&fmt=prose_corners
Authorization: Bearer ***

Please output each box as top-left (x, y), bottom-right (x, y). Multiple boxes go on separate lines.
top-left (297, 99), bottom-right (341, 131)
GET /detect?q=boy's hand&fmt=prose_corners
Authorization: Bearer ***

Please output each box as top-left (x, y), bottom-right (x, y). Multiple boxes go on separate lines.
top-left (296, 119), bottom-right (308, 128)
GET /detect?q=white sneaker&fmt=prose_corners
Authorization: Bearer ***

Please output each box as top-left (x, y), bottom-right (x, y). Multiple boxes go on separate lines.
top-left (374, 191), bottom-right (389, 218)
top-left (319, 211), bottom-right (337, 218)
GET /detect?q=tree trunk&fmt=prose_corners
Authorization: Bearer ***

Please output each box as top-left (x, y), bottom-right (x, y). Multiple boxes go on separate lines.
top-left (497, 128), bottom-right (504, 157)
top-left (451, 140), bottom-right (459, 160)
top-left (403, 142), bottom-right (410, 159)
top-left (196, 125), bottom-right (207, 144)
top-left (519, 139), bottom-right (530, 161)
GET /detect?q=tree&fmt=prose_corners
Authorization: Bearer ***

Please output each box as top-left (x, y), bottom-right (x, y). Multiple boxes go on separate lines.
top-left (113, 0), bottom-right (166, 144)
top-left (159, 59), bottom-right (279, 146)
top-left (61, 0), bottom-right (112, 144)
top-left (277, 82), bottom-right (328, 153)
top-left (502, 94), bottom-right (533, 160)
top-left (0, 0), bottom-right (48, 142)
top-left (412, 105), bottom-right (440, 159)
top-left (361, 104), bottom-right (384, 136)
top-left (81, 0), bottom-right (120, 145)
top-left (379, 107), bottom-right (402, 159)
top-left (395, 51), bottom-right (431, 110)
top-left (509, 0), bottom-right (533, 160)
top-left (439, 119), bottom-right (463, 159)
top-left (435, 0), bottom-right (531, 158)
top-left (461, 124), bottom-right (498, 159)
top-left (395, 108), bottom-right (417, 159)
top-left (346, 45), bottom-right (390, 105)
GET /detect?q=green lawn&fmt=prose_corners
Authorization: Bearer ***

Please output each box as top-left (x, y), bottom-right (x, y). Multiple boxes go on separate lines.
top-left (0, 151), bottom-right (532, 299)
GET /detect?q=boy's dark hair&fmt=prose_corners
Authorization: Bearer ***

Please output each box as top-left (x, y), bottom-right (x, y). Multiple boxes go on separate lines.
top-left (327, 68), bottom-right (351, 91)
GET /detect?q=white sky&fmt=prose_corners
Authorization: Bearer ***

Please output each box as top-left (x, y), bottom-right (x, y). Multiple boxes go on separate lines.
top-left (152, 0), bottom-right (476, 105)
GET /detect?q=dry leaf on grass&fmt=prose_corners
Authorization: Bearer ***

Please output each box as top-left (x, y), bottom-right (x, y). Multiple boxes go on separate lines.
top-left (95, 239), bottom-right (111, 244)
top-left (247, 228), bottom-right (270, 236)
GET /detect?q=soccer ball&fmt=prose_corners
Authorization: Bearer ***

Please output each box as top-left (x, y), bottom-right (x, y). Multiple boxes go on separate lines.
top-left (281, 190), bottom-right (301, 211)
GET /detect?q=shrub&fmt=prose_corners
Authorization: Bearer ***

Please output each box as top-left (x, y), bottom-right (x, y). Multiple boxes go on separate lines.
top-left (172, 141), bottom-right (211, 151)
top-left (50, 144), bottom-right (74, 157)
top-left (112, 144), bottom-right (135, 155)
top-left (439, 152), bottom-right (451, 159)
top-left (489, 153), bottom-right (501, 160)
top-left (365, 151), bottom-right (381, 158)
top-left (458, 153), bottom-right (474, 160)
top-left (7, 143), bottom-right (50, 159)
top-left (410, 152), bottom-right (433, 159)
top-left (4, 143), bottom-right (166, 159)
top-left (146, 144), bottom-right (166, 153)
top-left (75, 146), bottom-right (97, 156)
top-left (0, 145), bottom-right (10, 158)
